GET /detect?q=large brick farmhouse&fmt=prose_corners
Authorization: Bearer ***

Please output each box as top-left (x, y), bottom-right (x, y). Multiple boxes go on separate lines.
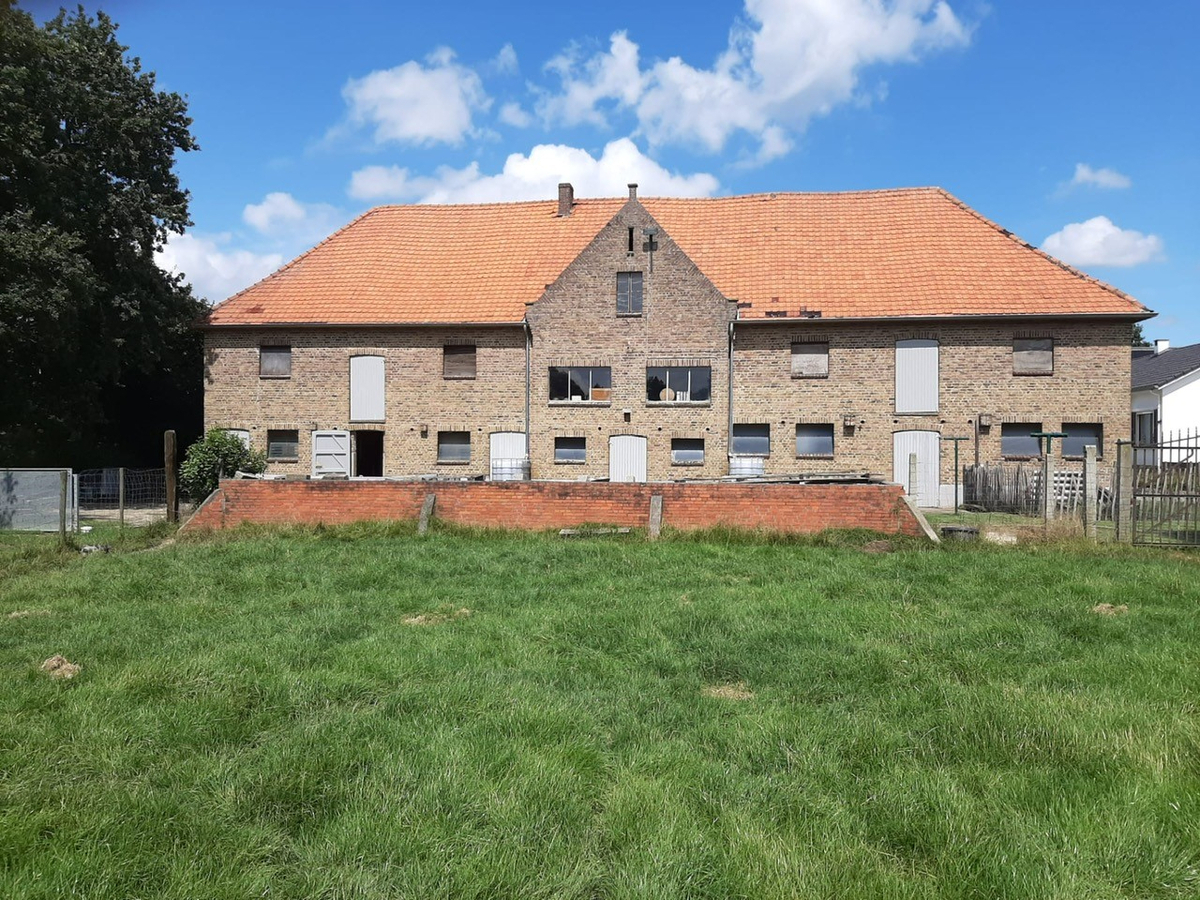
top-left (202, 184), bottom-right (1150, 506)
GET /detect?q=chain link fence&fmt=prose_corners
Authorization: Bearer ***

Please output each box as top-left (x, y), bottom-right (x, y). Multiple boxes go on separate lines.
top-left (77, 467), bottom-right (168, 525)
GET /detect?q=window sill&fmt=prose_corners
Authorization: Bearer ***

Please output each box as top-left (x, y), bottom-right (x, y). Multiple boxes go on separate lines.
top-left (259, 376), bottom-right (291, 380)
top-left (554, 459), bottom-right (586, 465)
top-left (729, 454), bottom-right (770, 459)
top-left (549, 400), bottom-right (612, 407)
top-left (671, 460), bottom-right (706, 467)
top-left (791, 374), bottom-right (829, 380)
top-left (616, 313), bottom-right (643, 319)
top-left (1013, 371), bottom-right (1054, 377)
top-left (443, 375), bottom-right (476, 381)
top-left (350, 420), bottom-right (385, 425)
top-left (436, 460), bottom-right (470, 466)
top-left (895, 411), bottom-right (938, 416)
top-left (267, 457), bottom-right (299, 463)
top-left (795, 455), bottom-right (835, 460)
top-left (646, 401), bottom-right (712, 408)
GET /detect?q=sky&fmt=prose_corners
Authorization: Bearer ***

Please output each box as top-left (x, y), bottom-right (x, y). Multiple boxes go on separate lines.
top-left (27, 0), bottom-right (1200, 343)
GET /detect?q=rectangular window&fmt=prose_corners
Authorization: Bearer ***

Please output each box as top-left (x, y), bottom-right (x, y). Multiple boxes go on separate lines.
top-left (266, 429), bottom-right (299, 460)
top-left (443, 344), bottom-right (476, 379)
top-left (437, 431), bottom-right (471, 463)
top-left (671, 438), bottom-right (705, 465)
top-left (617, 271), bottom-right (643, 315)
top-left (795, 423), bottom-right (835, 457)
top-left (549, 366), bottom-right (611, 402)
top-left (349, 355), bottom-right (385, 422)
top-left (1062, 422), bottom-right (1102, 458)
top-left (554, 436), bottom-right (586, 463)
top-left (791, 342), bottom-right (829, 378)
top-left (646, 366), bottom-right (711, 403)
top-left (731, 424), bottom-right (770, 456)
top-left (1013, 338), bottom-right (1054, 375)
top-left (895, 339), bottom-right (939, 414)
top-left (259, 345), bottom-right (291, 378)
top-left (1001, 423), bottom-right (1042, 459)
top-left (1133, 411), bottom-right (1156, 445)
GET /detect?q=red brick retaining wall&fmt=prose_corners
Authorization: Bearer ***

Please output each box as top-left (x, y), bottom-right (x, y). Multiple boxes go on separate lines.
top-left (184, 479), bottom-right (925, 537)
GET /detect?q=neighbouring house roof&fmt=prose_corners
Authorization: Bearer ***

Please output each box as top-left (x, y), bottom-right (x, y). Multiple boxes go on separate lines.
top-left (205, 187), bottom-right (1149, 327)
top-left (1132, 342), bottom-right (1200, 390)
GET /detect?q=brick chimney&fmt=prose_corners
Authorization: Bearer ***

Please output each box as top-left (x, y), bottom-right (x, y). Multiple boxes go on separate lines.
top-left (628, 183), bottom-right (638, 199)
top-left (557, 183), bottom-right (574, 217)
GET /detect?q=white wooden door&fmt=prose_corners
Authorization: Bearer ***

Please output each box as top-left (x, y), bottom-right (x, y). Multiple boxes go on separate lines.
top-left (893, 431), bottom-right (940, 507)
top-left (312, 430), bottom-right (352, 477)
top-left (609, 435), bottom-right (647, 483)
top-left (489, 432), bottom-right (527, 480)
top-left (349, 356), bottom-right (385, 422)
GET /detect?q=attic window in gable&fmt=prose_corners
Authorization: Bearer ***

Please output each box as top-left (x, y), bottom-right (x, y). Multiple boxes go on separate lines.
top-left (617, 272), bottom-right (643, 316)
top-left (627, 227), bottom-right (635, 253)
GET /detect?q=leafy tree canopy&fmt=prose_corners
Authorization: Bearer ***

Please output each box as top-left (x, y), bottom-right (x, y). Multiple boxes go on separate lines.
top-left (1131, 323), bottom-right (1151, 347)
top-left (0, 1), bottom-right (204, 466)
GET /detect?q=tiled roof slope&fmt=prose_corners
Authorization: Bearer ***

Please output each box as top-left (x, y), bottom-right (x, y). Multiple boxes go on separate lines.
top-left (1132, 342), bottom-right (1200, 390)
top-left (206, 188), bottom-right (1146, 326)
top-left (648, 189), bottom-right (1144, 319)
top-left (207, 199), bottom-right (625, 325)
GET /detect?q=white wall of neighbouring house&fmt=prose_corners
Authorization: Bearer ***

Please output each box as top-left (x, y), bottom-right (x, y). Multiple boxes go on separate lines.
top-left (1160, 368), bottom-right (1200, 437)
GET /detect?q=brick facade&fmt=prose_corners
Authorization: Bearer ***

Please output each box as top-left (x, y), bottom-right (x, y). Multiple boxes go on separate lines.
top-left (184, 478), bottom-right (925, 537)
top-left (202, 195), bottom-right (1135, 499)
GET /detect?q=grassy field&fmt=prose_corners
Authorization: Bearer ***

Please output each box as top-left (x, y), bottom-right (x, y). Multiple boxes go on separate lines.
top-left (1, 523), bottom-right (1198, 899)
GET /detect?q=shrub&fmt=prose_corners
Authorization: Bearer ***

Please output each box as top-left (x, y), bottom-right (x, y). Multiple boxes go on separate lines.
top-left (179, 429), bottom-right (266, 501)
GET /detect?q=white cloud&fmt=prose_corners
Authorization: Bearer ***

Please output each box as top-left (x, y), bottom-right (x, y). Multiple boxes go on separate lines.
top-left (242, 192), bottom-right (342, 241)
top-left (1042, 216), bottom-right (1164, 268)
top-left (340, 47), bottom-right (490, 145)
top-left (492, 43), bottom-right (519, 75)
top-left (1069, 163), bottom-right (1131, 190)
top-left (155, 233), bottom-right (284, 304)
top-left (538, 1), bottom-right (971, 160)
top-left (348, 137), bottom-right (718, 204)
top-left (498, 101), bottom-right (533, 127)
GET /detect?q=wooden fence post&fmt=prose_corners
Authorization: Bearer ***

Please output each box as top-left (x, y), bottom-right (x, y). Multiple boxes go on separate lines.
top-left (1083, 445), bottom-right (1097, 540)
top-left (1115, 441), bottom-right (1133, 543)
top-left (118, 466), bottom-right (126, 530)
top-left (165, 430), bottom-right (178, 524)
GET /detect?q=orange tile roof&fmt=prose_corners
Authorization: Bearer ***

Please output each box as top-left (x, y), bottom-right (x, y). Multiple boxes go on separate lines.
top-left (206, 188), bottom-right (1146, 326)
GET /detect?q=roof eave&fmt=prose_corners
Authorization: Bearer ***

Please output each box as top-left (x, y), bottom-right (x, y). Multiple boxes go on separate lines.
top-left (734, 311), bottom-right (1154, 325)
top-left (200, 320), bottom-right (527, 330)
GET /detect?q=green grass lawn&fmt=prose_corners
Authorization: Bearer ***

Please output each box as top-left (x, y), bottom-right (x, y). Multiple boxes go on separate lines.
top-left (2, 523), bottom-right (1198, 899)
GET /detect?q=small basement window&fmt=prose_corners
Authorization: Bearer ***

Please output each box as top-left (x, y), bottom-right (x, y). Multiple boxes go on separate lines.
top-left (437, 431), bottom-right (471, 463)
top-left (266, 429), bottom-right (299, 460)
top-left (731, 424), bottom-right (770, 456)
top-left (671, 438), bottom-right (705, 465)
top-left (791, 342), bottom-right (829, 378)
top-left (617, 272), bottom-right (643, 315)
top-left (549, 366), bottom-right (611, 402)
top-left (443, 344), bottom-right (476, 379)
top-left (1001, 422), bottom-right (1042, 459)
top-left (1062, 423), bottom-right (1102, 458)
top-left (554, 436), bottom-right (586, 463)
top-left (795, 423), bottom-right (835, 457)
top-left (646, 366), bottom-right (711, 403)
top-left (259, 345), bottom-right (291, 378)
top-left (1013, 338), bottom-right (1054, 375)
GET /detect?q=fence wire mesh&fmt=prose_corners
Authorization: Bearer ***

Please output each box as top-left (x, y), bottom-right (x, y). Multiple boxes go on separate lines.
top-left (77, 467), bottom-right (167, 525)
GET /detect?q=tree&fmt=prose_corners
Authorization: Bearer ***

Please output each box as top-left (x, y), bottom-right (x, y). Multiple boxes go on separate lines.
top-left (0, 1), bottom-right (204, 467)
top-left (1131, 323), bottom-right (1151, 347)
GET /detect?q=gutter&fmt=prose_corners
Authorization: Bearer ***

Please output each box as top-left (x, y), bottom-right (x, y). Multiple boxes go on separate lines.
top-left (199, 321), bottom-right (527, 330)
top-left (733, 311), bottom-right (1154, 325)
top-left (524, 320), bottom-right (532, 457)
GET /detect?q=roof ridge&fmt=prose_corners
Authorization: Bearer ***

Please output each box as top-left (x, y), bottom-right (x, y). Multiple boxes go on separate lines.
top-left (644, 186), bottom-right (944, 200)
top-left (205, 206), bottom-right (383, 314)
top-left (932, 187), bottom-right (1146, 311)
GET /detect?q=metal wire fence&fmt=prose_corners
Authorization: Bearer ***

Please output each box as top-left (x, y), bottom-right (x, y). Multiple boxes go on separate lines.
top-left (77, 467), bottom-right (168, 525)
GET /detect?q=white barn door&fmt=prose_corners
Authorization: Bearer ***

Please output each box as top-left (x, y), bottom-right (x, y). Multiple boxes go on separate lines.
top-left (893, 431), bottom-right (940, 507)
top-left (609, 435), bottom-right (647, 483)
top-left (350, 356), bottom-right (385, 422)
top-left (489, 432), bottom-right (527, 480)
top-left (313, 430), bottom-right (352, 477)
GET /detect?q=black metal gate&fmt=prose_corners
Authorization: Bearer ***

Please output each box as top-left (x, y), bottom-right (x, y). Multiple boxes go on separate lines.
top-left (1131, 438), bottom-right (1200, 546)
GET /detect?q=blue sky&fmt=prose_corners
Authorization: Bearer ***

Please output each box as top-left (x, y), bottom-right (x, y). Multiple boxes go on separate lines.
top-left (32, 0), bottom-right (1199, 341)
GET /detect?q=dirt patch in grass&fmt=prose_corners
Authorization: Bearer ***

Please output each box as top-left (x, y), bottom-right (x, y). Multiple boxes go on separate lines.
top-left (8, 609), bottom-right (51, 619)
top-left (862, 540), bottom-right (893, 554)
top-left (40, 655), bottom-right (80, 680)
top-left (403, 607), bottom-right (472, 627)
top-left (702, 681), bottom-right (754, 701)
top-left (1092, 603), bottom-right (1129, 616)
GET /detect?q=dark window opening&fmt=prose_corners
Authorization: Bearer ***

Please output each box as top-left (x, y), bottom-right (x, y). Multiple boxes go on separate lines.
top-left (443, 344), bottom-right (476, 379)
top-left (617, 272), bottom-right (643, 315)
top-left (1001, 423), bottom-right (1042, 458)
top-left (791, 342), bottom-right (829, 378)
top-left (646, 366), bottom-right (711, 403)
top-left (267, 429), bottom-right (299, 460)
top-left (260, 346), bottom-right (291, 378)
top-left (671, 438), bottom-right (705, 465)
top-left (554, 437), bottom-right (586, 463)
top-left (1014, 338), bottom-right (1054, 375)
top-left (1062, 423), bottom-right (1102, 458)
top-left (437, 431), bottom-right (471, 463)
top-left (796, 424), bottom-right (835, 457)
top-left (549, 366), bottom-right (611, 402)
top-left (627, 226), bottom-right (635, 253)
top-left (732, 424), bottom-right (770, 456)
top-left (355, 431), bottom-right (384, 476)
